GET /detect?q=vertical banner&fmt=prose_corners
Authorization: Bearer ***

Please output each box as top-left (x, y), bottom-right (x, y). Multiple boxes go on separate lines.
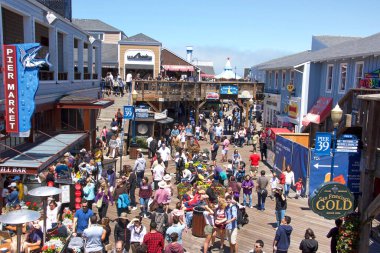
top-left (291, 143), bottom-right (309, 189)
top-left (2, 43), bottom-right (49, 136)
top-left (273, 135), bottom-right (293, 174)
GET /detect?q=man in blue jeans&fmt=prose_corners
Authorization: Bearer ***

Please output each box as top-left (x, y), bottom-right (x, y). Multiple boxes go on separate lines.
top-left (256, 170), bottom-right (269, 210)
top-left (273, 216), bottom-right (293, 253)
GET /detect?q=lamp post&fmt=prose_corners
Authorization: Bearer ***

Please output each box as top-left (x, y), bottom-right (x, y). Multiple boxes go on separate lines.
top-left (132, 90), bottom-right (138, 144)
top-left (245, 98), bottom-right (254, 128)
top-left (330, 104), bottom-right (343, 181)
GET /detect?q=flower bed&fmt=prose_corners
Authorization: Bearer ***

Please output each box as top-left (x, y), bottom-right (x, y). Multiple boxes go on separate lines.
top-left (336, 212), bottom-right (360, 253)
top-left (42, 237), bottom-right (66, 253)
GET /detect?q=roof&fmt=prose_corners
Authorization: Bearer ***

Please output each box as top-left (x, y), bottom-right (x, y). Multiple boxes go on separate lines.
top-left (161, 48), bottom-right (197, 68)
top-left (119, 33), bottom-right (161, 46)
top-left (255, 51), bottom-right (312, 70)
top-left (311, 32), bottom-right (380, 62)
top-left (198, 65), bottom-right (215, 75)
top-left (312, 35), bottom-right (361, 49)
top-left (72, 19), bottom-right (123, 33)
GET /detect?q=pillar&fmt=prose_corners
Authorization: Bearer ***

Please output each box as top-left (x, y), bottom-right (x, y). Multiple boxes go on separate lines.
top-left (49, 27), bottom-right (58, 81)
top-left (78, 40), bottom-right (84, 79)
top-left (23, 16), bottom-right (34, 43)
top-left (95, 43), bottom-right (102, 79)
top-left (88, 45), bottom-right (93, 76)
top-left (66, 34), bottom-right (74, 81)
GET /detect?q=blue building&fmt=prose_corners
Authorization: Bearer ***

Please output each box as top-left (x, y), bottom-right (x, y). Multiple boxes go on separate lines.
top-left (253, 34), bottom-right (380, 133)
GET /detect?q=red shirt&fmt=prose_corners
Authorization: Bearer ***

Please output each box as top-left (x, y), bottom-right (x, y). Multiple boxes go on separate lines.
top-left (143, 231), bottom-right (164, 253)
top-left (249, 153), bottom-right (261, 166)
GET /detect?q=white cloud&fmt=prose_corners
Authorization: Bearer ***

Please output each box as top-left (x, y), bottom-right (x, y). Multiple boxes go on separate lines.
top-left (170, 46), bottom-right (293, 76)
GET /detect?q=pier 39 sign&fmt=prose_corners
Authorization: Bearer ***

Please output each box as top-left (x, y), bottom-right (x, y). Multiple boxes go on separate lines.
top-left (309, 182), bottom-right (354, 220)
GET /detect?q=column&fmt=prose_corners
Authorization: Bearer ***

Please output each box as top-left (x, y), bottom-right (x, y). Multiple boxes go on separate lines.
top-left (49, 27), bottom-right (58, 81)
top-left (87, 45), bottom-right (93, 76)
top-left (95, 44), bottom-right (101, 79)
top-left (23, 16), bottom-right (34, 43)
top-left (66, 34), bottom-right (74, 81)
top-left (78, 40), bottom-right (84, 80)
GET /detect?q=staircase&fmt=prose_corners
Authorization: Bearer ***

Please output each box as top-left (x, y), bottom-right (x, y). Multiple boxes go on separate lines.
top-left (97, 93), bottom-right (131, 126)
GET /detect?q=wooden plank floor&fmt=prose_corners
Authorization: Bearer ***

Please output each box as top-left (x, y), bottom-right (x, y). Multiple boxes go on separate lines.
top-left (100, 139), bottom-right (335, 253)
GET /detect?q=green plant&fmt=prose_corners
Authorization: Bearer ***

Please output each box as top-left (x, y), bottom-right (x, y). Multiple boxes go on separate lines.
top-left (130, 137), bottom-right (148, 149)
top-left (336, 212), bottom-right (360, 253)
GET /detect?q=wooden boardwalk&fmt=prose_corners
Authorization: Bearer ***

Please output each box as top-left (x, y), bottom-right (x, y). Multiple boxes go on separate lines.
top-left (101, 139), bottom-right (335, 253)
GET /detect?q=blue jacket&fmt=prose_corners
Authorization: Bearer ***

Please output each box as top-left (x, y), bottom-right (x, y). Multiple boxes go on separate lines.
top-left (275, 224), bottom-right (293, 251)
top-left (117, 193), bottom-right (130, 208)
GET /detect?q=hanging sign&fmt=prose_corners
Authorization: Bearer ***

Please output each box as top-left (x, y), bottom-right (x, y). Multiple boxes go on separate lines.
top-left (309, 182), bottom-right (354, 220)
top-left (2, 43), bottom-right (51, 136)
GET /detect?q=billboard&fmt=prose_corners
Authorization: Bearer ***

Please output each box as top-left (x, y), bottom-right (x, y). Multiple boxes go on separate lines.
top-left (220, 85), bottom-right (238, 99)
top-left (2, 43), bottom-right (50, 136)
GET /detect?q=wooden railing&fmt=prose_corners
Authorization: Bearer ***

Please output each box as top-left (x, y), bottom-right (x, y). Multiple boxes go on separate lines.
top-left (74, 72), bottom-right (81, 80)
top-left (133, 80), bottom-right (264, 102)
top-left (38, 71), bottom-right (54, 81)
top-left (58, 72), bottom-right (68, 80)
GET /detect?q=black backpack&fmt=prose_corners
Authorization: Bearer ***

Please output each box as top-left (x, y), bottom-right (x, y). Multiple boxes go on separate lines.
top-left (231, 204), bottom-right (249, 229)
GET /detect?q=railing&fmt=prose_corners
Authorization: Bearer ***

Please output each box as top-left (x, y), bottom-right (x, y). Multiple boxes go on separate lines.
top-left (133, 80), bottom-right (264, 102)
top-left (74, 72), bottom-right (81, 80)
top-left (58, 72), bottom-right (68, 81)
top-left (38, 71), bottom-right (54, 81)
top-left (83, 73), bottom-right (91, 80)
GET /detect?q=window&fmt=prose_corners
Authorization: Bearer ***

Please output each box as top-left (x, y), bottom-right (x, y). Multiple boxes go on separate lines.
top-left (282, 71), bottom-right (286, 89)
top-left (275, 71), bottom-right (279, 89)
top-left (339, 63), bottom-right (347, 93)
top-left (326, 64), bottom-right (334, 92)
top-left (354, 62), bottom-right (364, 88)
top-left (268, 71), bottom-right (272, 87)
top-left (290, 70), bottom-right (295, 82)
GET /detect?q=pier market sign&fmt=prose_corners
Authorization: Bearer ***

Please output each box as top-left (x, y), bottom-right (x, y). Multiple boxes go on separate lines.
top-left (125, 50), bottom-right (154, 65)
top-left (2, 43), bottom-right (50, 136)
top-left (309, 182), bottom-right (354, 220)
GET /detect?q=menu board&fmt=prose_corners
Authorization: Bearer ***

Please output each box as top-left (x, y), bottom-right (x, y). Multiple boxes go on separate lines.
top-left (60, 185), bottom-right (71, 203)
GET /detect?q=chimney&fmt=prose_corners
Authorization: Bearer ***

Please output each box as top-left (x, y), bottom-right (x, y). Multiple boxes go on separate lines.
top-left (186, 46), bottom-right (193, 63)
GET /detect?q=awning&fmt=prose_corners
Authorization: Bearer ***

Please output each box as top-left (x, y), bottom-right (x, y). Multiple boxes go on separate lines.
top-left (125, 64), bottom-right (154, 70)
top-left (302, 97), bottom-right (333, 126)
top-left (201, 73), bottom-right (215, 78)
top-left (162, 65), bottom-right (194, 72)
top-left (0, 133), bottom-right (87, 175)
top-left (157, 117), bottom-right (174, 124)
top-left (269, 128), bottom-right (291, 140)
top-left (57, 96), bottom-right (114, 109)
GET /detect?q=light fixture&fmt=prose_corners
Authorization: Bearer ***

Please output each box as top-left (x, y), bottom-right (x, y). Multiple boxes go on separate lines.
top-left (89, 36), bottom-right (96, 44)
top-left (132, 90), bottom-right (138, 103)
top-left (331, 104), bottom-right (343, 127)
top-left (46, 12), bottom-right (57, 24)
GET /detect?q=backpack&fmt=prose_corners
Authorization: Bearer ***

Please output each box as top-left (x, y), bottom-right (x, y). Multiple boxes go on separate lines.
top-left (231, 204), bottom-right (249, 229)
top-left (117, 193), bottom-right (130, 209)
top-left (154, 212), bottom-right (167, 234)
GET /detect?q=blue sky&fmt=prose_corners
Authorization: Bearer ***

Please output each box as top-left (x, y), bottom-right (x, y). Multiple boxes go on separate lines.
top-left (73, 0), bottom-right (379, 75)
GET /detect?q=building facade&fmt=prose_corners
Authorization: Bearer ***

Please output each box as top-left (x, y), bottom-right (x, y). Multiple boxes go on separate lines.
top-left (0, 0), bottom-right (109, 173)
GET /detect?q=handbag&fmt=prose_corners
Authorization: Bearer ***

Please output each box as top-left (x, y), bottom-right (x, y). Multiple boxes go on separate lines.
top-left (149, 199), bottom-right (159, 212)
top-left (96, 196), bottom-right (103, 208)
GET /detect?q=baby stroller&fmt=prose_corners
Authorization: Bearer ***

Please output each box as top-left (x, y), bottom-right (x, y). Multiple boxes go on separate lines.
top-left (68, 236), bottom-right (84, 253)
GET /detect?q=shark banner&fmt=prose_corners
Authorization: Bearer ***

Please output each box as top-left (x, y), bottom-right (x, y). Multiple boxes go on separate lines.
top-left (2, 43), bottom-right (51, 136)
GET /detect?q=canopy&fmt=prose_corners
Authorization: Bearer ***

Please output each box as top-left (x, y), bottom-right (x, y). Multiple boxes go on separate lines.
top-left (302, 97), bottom-right (333, 126)
top-left (0, 133), bottom-right (87, 174)
top-left (162, 65), bottom-right (194, 72)
top-left (269, 128), bottom-right (291, 140)
top-left (215, 58), bottom-right (241, 79)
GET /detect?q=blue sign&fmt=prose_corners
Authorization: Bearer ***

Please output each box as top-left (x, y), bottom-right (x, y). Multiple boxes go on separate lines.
top-left (123, 106), bottom-right (134, 119)
top-left (315, 132), bottom-right (332, 156)
top-left (309, 151), bottom-right (361, 194)
top-left (220, 85), bottom-right (238, 95)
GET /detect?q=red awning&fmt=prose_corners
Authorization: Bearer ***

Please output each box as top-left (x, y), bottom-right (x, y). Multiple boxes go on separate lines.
top-left (302, 97), bottom-right (333, 126)
top-left (269, 128), bottom-right (291, 140)
top-left (201, 73), bottom-right (215, 78)
top-left (162, 65), bottom-right (195, 72)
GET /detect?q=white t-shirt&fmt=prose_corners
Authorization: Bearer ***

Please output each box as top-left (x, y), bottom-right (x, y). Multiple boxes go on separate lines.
top-left (126, 73), bottom-right (132, 83)
top-left (158, 147), bottom-right (171, 162)
top-left (215, 126), bottom-right (223, 136)
top-left (203, 211), bottom-right (215, 226)
top-left (195, 126), bottom-right (201, 133)
top-left (146, 137), bottom-right (153, 147)
top-left (153, 164), bottom-right (165, 181)
top-left (270, 177), bottom-right (279, 189)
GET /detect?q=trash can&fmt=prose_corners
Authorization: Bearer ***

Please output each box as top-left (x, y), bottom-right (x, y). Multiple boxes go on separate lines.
top-left (192, 206), bottom-right (206, 237)
top-left (129, 143), bottom-right (139, 159)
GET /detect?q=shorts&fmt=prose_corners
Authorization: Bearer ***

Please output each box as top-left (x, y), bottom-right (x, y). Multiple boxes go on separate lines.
top-left (250, 165), bottom-right (258, 171)
top-left (222, 149), bottom-right (228, 155)
top-left (227, 228), bottom-right (238, 244)
top-left (204, 224), bottom-right (214, 235)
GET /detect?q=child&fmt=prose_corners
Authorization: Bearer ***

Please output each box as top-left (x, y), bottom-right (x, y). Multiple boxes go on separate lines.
top-left (295, 178), bottom-right (304, 199)
top-left (270, 172), bottom-right (279, 200)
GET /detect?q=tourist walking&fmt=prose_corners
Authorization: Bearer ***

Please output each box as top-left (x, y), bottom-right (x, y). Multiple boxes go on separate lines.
top-left (157, 143), bottom-right (171, 169)
top-left (133, 153), bottom-right (146, 187)
top-left (114, 179), bottom-right (130, 216)
top-left (274, 186), bottom-right (287, 228)
top-left (242, 175), bottom-right (254, 208)
top-left (283, 165), bottom-right (295, 197)
top-left (203, 203), bottom-right (215, 253)
top-left (299, 228), bottom-right (318, 253)
top-left (73, 200), bottom-right (94, 237)
top-left (165, 216), bottom-right (185, 245)
top-left (139, 177), bottom-right (153, 218)
top-left (214, 199), bottom-right (227, 251)
top-left (225, 195), bottom-right (238, 253)
top-left (273, 216), bottom-right (293, 253)
top-left (114, 212), bottom-right (131, 252)
top-left (326, 218), bottom-right (343, 253)
top-left (256, 170), bottom-right (269, 211)
top-left (95, 181), bottom-right (113, 220)
top-left (165, 232), bottom-right (184, 253)
top-left (128, 217), bottom-right (147, 253)
top-left (128, 170), bottom-right (138, 211)
top-left (143, 221), bottom-right (165, 253)
top-left (249, 150), bottom-right (261, 179)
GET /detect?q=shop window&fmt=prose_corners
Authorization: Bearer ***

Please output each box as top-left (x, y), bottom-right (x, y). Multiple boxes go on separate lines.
top-left (339, 63), bottom-right (347, 93)
top-left (290, 70), bottom-right (295, 82)
top-left (354, 61), bottom-right (364, 88)
top-left (2, 8), bottom-right (24, 44)
top-left (268, 72), bottom-right (272, 87)
top-left (282, 71), bottom-right (286, 89)
top-left (326, 64), bottom-right (334, 92)
top-left (35, 22), bottom-right (53, 80)
top-left (61, 109), bottom-right (84, 131)
top-left (57, 32), bottom-right (68, 80)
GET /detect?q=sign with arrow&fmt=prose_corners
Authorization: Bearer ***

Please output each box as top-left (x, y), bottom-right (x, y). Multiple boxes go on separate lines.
top-left (313, 163), bottom-right (338, 169)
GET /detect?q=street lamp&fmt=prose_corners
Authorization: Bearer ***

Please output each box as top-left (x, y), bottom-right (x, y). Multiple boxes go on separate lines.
top-left (330, 104), bottom-right (343, 182)
top-left (246, 98), bottom-right (254, 127)
top-left (132, 90), bottom-right (138, 144)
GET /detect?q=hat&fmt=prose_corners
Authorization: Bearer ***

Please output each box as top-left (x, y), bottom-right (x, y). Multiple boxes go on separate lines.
top-left (137, 148), bottom-right (142, 152)
top-left (80, 148), bottom-right (86, 153)
top-left (119, 212), bottom-right (128, 219)
top-left (9, 182), bottom-right (17, 188)
top-left (163, 174), bottom-right (172, 181)
top-left (13, 176), bottom-right (20, 181)
top-left (64, 152), bottom-right (71, 157)
top-left (158, 181), bottom-right (167, 189)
